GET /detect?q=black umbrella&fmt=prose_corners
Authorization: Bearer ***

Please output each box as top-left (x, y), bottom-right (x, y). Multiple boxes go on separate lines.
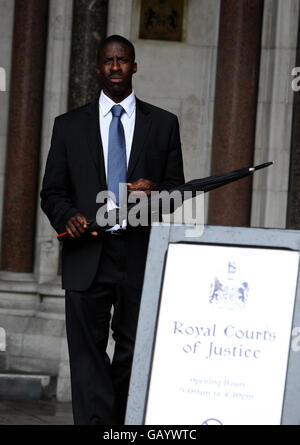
top-left (174, 161), bottom-right (273, 193)
top-left (57, 161), bottom-right (273, 241)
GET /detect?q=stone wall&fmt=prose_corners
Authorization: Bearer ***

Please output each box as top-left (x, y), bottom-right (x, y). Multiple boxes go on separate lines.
top-left (132, 0), bottom-right (220, 187)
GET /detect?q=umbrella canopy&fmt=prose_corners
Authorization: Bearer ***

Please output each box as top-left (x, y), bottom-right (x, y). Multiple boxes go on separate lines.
top-left (173, 162), bottom-right (273, 193)
top-left (57, 162), bottom-right (273, 241)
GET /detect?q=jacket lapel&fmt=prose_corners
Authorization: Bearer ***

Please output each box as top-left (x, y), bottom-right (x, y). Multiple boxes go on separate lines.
top-left (127, 98), bottom-right (152, 179)
top-left (84, 99), bottom-right (107, 187)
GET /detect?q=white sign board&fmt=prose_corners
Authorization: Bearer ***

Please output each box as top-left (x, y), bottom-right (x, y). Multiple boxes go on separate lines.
top-left (145, 243), bottom-right (299, 425)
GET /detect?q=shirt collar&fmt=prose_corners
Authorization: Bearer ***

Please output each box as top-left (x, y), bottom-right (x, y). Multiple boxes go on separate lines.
top-left (99, 90), bottom-right (136, 118)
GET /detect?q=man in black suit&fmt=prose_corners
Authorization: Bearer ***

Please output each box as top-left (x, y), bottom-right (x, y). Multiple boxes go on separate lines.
top-left (41, 35), bottom-right (184, 425)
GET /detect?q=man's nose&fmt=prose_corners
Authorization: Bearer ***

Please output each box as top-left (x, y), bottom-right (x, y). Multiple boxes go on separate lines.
top-left (111, 57), bottom-right (120, 70)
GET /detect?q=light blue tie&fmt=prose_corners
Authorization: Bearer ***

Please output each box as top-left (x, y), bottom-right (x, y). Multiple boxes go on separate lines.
top-left (107, 105), bottom-right (127, 206)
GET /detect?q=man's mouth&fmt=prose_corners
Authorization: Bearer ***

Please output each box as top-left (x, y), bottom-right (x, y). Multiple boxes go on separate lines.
top-left (109, 76), bottom-right (123, 83)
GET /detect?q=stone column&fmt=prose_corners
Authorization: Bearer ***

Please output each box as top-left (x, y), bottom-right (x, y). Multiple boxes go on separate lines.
top-left (287, 6), bottom-right (300, 229)
top-left (251, 0), bottom-right (299, 229)
top-left (0, 0), bottom-right (49, 272)
top-left (35, 0), bottom-right (73, 284)
top-left (68, 0), bottom-right (108, 110)
top-left (0, 0), bottom-right (15, 248)
top-left (208, 0), bottom-right (263, 227)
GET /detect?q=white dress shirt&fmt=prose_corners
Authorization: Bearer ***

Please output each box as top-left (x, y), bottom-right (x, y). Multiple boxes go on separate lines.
top-left (99, 89), bottom-right (136, 224)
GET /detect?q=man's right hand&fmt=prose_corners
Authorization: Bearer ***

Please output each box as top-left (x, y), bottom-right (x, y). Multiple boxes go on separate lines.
top-left (65, 214), bottom-right (98, 239)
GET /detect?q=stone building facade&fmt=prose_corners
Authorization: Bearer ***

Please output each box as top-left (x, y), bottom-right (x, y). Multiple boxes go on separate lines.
top-left (0, 0), bottom-right (299, 401)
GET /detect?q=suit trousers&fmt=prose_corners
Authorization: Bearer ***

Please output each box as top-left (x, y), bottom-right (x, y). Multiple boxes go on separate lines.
top-left (65, 232), bottom-right (142, 425)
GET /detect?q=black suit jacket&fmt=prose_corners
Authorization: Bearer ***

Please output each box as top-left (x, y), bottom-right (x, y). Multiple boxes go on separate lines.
top-left (40, 97), bottom-right (184, 291)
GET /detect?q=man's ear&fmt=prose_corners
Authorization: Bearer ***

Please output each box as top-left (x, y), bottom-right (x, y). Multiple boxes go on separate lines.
top-left (133, 62), bottom-right (137, 74)
top-left (97, 67), bottom-right (102, 76)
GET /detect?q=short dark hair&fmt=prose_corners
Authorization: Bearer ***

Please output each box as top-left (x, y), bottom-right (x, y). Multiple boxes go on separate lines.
top-left (97, 35), bottom-right (136, 64)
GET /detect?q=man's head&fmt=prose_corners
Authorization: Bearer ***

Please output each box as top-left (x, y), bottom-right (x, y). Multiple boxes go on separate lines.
top-left (97, 35), bottom-right (137, 102)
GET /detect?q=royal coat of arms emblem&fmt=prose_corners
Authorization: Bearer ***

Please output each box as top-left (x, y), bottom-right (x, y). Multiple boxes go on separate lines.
top-left (209, 261), bottom-right (249, 310)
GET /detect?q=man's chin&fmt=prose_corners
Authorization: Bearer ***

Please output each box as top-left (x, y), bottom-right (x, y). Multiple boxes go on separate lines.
top-left (104, 84), bottom-right (131, 100)
top-left (111, 84), bottom-right (124, 92)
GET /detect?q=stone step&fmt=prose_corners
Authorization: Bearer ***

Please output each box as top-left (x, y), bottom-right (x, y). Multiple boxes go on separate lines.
top-left (0, 372), bottom-right (57, 401)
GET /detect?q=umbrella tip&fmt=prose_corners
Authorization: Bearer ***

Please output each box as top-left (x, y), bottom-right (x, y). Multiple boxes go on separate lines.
top-left (251, 161), bottom-right (274, 172)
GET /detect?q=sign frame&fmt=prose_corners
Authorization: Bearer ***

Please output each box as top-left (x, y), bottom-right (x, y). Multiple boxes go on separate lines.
top-left (125, 224), bottom-right (300, 425)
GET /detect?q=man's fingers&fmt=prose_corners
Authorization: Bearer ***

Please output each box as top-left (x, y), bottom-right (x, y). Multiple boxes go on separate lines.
top-left (76, 215), bottom-right (87, 228)
top-left (128, 179), bottom-right (156, 192)
top-left (72, 217), bottom-right (86, 234)
top-left (67, 221), bottom-right (81, 238)
top-left (65, 213), bottom-right (89, 239)
top-left (66, 227), bottom-right (75, 238)
top-left (91, 231), bottom-right (98, 236)
top-left (128, 184), bottom-right (145, 192)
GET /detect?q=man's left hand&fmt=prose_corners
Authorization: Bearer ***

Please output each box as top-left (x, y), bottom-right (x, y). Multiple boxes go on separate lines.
top-left (127, 178), bottom-right (157, 197)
